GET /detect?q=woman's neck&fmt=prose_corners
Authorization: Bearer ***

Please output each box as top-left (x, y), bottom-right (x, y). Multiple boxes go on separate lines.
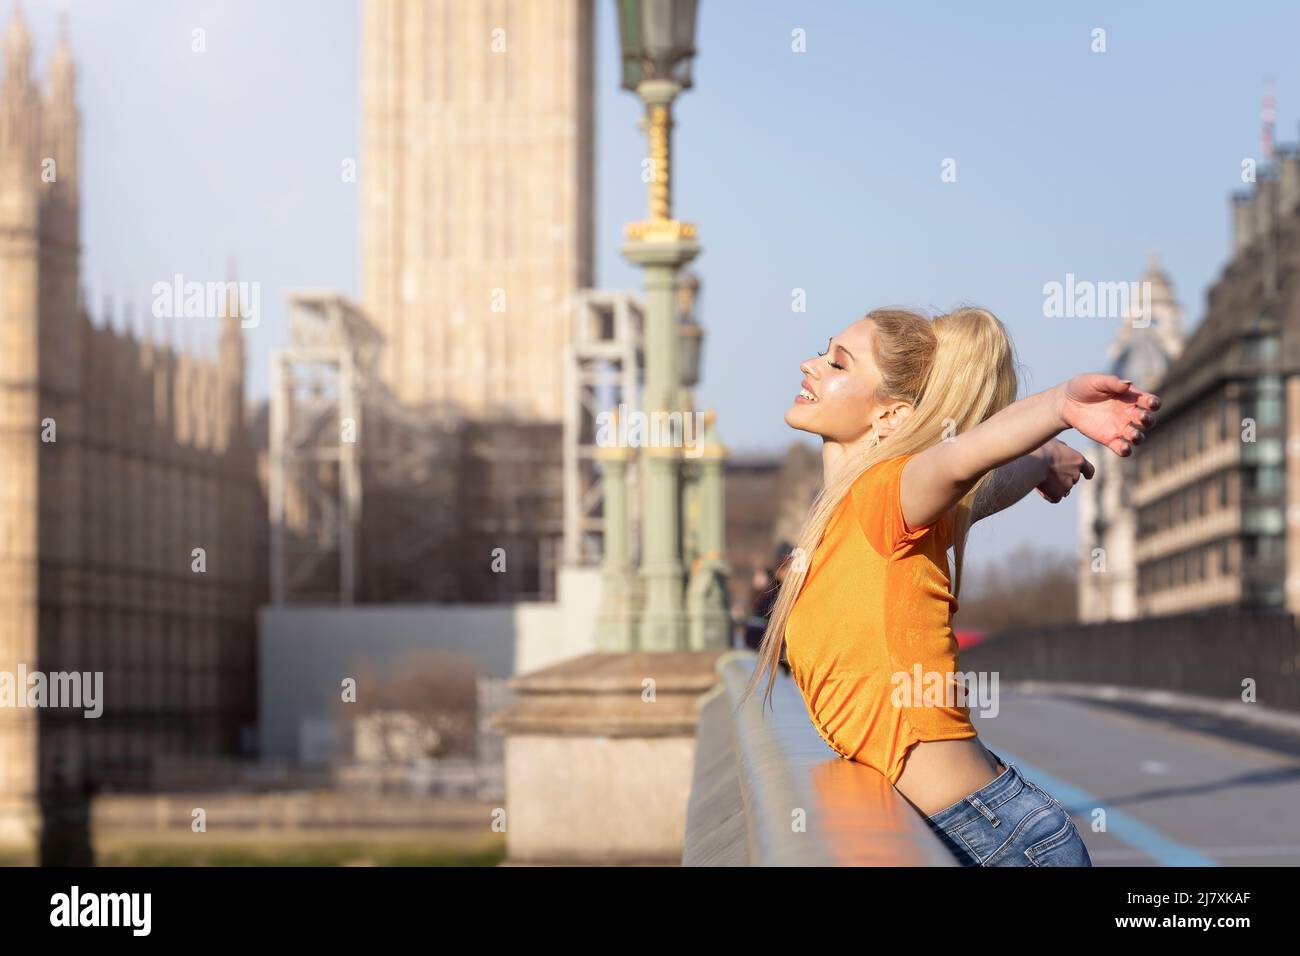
top-left (821, 434), bottom-right (875, 485)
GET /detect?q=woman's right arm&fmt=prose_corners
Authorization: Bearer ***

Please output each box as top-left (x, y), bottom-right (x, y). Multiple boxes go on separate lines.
top-left (972, 439), bottom-right (1095, 522)
top-left (971, 452), bottom-right (1046, 523)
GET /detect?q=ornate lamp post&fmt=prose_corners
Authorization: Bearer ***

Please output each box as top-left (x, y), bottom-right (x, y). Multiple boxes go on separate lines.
top-left (484, 0), bottom-right (733, 869)
top-left (616, 0), bottom-right (701, 651)
top-left (677, 271), bottom-right (703, 406)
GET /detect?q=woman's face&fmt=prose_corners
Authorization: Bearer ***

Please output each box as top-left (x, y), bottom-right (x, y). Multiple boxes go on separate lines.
top-left (784, 317), bottom-right (909, 444)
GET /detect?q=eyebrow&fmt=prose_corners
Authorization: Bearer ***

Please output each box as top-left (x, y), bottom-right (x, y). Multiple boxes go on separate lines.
top-left (827, 338), bottom-right (854, 361)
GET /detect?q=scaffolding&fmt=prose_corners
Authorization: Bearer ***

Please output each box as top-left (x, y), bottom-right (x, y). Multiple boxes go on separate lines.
top-left (563, 290), bottom-right (645, 567)
top-left (270, 291), bottom-right (564, 605)
top-left (269, 291), bottom-right (461, 604)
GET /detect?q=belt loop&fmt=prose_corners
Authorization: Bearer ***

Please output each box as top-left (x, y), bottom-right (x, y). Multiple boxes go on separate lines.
top-left (966, 794), bottom-right (1000, 827)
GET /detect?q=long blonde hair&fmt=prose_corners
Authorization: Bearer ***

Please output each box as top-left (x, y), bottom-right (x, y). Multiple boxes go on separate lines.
top-left (739, 306), bottom-right (1020, 713)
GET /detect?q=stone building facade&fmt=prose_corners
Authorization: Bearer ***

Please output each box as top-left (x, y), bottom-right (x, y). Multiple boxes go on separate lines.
top-left (1077, 255), bottom-right (1186, 621)
top-left (359, 0), bottom-right (595, 420)
top-left (0, 12), bottom-right (262, 850)
top-left (330, 0), bottom-right (595, 603)
top-left (1112, 145), bottom-right (1300, 616)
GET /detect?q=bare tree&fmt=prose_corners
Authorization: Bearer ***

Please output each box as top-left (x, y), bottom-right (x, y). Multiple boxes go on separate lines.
top-left (340, 650), bottom-right (481, 762)
top-left (953, 544), bottom-right (1079, 633)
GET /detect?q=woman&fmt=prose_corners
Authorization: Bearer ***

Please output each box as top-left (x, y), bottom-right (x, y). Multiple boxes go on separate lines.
top-left (738, 307), bottom-right (1159, 867)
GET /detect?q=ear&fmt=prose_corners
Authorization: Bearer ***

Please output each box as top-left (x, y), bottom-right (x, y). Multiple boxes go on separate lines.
top-left (877, 401), bottom-right (913, 437)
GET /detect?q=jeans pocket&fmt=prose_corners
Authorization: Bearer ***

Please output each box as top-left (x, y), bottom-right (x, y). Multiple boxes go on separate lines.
top-left (959, 790), bottom-right (1055, 866)
top-left (1026, 814), bottom-right (1093, 867)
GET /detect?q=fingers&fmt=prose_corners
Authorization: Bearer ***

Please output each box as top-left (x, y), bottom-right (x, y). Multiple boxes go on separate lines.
top-left (1106, 374), bottom-right (1133, 396)
top-left (1115, 377), bottom-right (1162, 411)
top-left (1124, 404), bottom-right (1153, 444)
top-left (1080, 456), bottom-right (1095, 479)
top-left (1109, 437), bottom-right (1132, 456)
top-left (1086, 374), bottom-right (1161, 410)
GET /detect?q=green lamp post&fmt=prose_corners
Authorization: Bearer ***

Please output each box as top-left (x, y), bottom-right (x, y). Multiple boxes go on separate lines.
top-left (616, 0), bottom-right (700, 651)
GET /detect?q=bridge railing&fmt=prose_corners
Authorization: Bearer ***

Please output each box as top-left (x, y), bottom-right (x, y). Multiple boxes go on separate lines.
top-left (683, 651), bottom-right (958, 866)
top-left (965, 606), bottom-right (1300, 712)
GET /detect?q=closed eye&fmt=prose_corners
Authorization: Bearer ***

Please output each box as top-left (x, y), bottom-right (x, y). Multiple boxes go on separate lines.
top-left (817, 349), bottom-right (845, 370)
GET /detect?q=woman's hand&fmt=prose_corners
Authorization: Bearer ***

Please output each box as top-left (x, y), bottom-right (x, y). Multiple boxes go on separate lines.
top-left (1030, 438), bottom-right (1094, 502)
top-left (1057, 373), bottom-right (1160, 456)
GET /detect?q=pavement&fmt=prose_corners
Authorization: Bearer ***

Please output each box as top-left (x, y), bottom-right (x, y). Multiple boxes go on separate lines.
top-left (972, 683), bottom-right (1300, 866)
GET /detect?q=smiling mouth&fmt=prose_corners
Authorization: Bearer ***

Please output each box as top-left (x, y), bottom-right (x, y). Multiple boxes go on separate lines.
top-left (796, 385), bottom-right (818, 403)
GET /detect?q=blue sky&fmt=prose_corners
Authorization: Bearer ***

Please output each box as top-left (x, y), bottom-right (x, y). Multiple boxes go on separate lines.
top-left (28, 0), bottom-right (1300, 566)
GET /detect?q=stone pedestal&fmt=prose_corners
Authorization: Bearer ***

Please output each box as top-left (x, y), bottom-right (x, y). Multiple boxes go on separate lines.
top-left (0, 795), bottom-right (39, 864)
top-left (489, 649), bottom-right (727, 865)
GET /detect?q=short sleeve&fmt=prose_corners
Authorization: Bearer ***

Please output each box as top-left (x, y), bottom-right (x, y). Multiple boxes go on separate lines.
top-left (850, 453), bottom-right (942, 557)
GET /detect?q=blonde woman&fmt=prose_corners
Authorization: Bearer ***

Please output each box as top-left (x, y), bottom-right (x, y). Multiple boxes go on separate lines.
top-left (739, 307), bottom-right (1160, 867)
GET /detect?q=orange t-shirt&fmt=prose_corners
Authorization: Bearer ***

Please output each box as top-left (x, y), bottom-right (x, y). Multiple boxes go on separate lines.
top-left (784, 452), bottom-right (977, 784)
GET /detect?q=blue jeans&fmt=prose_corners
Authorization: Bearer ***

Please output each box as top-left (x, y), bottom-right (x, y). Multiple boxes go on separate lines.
top-left (923, 749), bottom-right (1093, 867)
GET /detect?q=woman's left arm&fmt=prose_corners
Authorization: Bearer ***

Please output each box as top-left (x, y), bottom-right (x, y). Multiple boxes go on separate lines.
top-left (971, 439), bottom-right (1095, 522)
top-left (903, 373), bottom-right (1158, 531)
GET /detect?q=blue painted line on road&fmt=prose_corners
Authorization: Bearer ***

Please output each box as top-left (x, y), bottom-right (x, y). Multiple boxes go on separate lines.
top-left (995, 749), bottom-right (1220, 867)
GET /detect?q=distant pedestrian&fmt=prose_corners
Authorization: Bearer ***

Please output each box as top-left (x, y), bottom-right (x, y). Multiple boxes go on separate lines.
top-left (742, 542), bottom-right (794, 676)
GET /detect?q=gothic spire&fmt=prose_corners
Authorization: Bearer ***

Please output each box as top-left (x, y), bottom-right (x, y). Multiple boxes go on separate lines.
top-left (4, 2), bottom-right (31, 85)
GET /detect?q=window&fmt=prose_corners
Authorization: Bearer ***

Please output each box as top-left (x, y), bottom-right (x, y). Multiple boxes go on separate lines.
top-left (1256, 374), bottom-right (1284, 426)
top-left (1244, 334), bottom-right (1280, 363)
top-left (1243, 437), bottom-right (1284, 466)
top-left (1243, 507), bottom-right (1285, 534)
top-left (1257, 465), bottom-right (1284, 494)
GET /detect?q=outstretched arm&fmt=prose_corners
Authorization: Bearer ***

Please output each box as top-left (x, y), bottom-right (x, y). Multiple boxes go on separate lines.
top-left (972, 439), bottom-right (1096, 522)
top-left (904, 373), bottom-right (1158, 531)
top-left (971, 453), bottom-right (1045, 523)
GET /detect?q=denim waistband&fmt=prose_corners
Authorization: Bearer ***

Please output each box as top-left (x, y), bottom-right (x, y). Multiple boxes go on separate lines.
top-left (925, 748), bottom-right (1028, 828)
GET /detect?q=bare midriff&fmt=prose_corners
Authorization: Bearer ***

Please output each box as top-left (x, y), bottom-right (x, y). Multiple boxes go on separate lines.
top-left (895, 737), bottom-right (1006, 817)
